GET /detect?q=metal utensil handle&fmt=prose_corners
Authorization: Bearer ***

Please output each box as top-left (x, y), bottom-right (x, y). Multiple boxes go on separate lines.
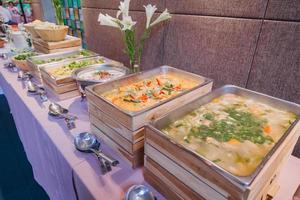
top-left (104, 160), bottom-right (112, 172)
top-left (66, 120), bottom-right (76, 130)
top-left (90, 149), bottom-right (108, 174)
top-left (61, 113), bottom-right (77, 121)
top-left (98, 156), bottom-right (108, 175)
top-left (62, 113), bottom-right (77, 129)
top-left (97, 151), bottom-right (119, 167)
top-left (39, 93), bottom-right (48, 102)
top-left (37, 89), bottom-right (48, 102)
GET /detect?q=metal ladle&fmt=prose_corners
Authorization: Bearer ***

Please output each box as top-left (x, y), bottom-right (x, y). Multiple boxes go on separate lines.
top-left (74, 132), bottom-right (119, 174)
top-left (125, 185), bottom-right (156, 200)
top-left (48, 102), bottom-right (77, 130)
top-left (27, 81), bottom-right (48, 102)
top-left (19, 71), bottom-right (33, 82)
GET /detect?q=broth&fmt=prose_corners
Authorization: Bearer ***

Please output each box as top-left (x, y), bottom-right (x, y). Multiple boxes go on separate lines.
top-left (162, 94), bottom-right (297, 176)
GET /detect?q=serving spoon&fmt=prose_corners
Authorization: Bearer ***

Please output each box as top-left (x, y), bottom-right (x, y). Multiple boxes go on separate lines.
top-left (18, 71), bottom-right (33, 81)
top-left (48, 102), bottom-right (77, 130)
top-left (125, 185), bottom-right (156, 200)
top-left (27, 80), bottom-right (48, 102)
top-left (74, 132), bottom-right (119, 174)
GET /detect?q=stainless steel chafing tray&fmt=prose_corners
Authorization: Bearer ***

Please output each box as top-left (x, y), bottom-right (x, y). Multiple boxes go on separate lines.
top-left (88, 65), bottom-right (213, 117)
top-left (148, 85), bottom-right (300, 186)
top-left (39, 56), bottom-right (116, 85)
top-left (27, 49), bottom-right (99, 72)
top-left (86, 65), bottom-right (213, 131)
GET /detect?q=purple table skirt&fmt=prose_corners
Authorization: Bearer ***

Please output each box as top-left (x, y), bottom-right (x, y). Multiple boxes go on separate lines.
top-left (0, 59), bottom-right (164, 200)
top-left (0, 58), bottom-right (299, 200)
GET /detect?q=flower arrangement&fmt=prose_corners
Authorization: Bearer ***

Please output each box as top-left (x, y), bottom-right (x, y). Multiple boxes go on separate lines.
top-left (98, 0), bottom-right (171, 73)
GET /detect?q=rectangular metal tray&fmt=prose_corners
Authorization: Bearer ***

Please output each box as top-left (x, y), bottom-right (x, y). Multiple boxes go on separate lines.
top-left (88, 65), bottom-right (213, 116)
top-left (149, 85), bottom-right (300, 186)
top-left (27, 49), bottom-right (98, 72)
top-left (86, 65), bottom-right (213, 131)
top-left (39, 56), bottom-right (115, 85)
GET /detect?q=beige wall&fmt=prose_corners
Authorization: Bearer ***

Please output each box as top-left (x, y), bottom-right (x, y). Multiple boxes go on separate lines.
top-left (81, 0), bottom-right (300, 156)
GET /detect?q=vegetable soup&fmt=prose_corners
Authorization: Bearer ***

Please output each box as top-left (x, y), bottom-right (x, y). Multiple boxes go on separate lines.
top-left (162, 94), bottom-right (297, 176)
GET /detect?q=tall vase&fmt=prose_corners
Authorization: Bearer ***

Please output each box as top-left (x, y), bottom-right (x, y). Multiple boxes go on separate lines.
top-left (130, 60), bottom-right (140, 74)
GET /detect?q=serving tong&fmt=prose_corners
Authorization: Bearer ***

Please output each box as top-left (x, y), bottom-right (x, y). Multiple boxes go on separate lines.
top-left (48, 102), bottom-right (78, 130)
top-left (74, 132), bottom-right (119, 174)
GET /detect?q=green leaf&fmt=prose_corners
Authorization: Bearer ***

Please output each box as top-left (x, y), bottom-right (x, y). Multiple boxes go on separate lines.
top-left (137, 28), bottom-right (151, 65)
top-left (124, 29), bottom-right (136, 67)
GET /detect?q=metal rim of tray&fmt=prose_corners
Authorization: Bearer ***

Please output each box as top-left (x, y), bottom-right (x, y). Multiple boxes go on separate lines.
top-left (71, 63), bottom-right (129, 84)
top-left (38, 56), bottom-right (109, 81)
top-left (149, 84), bottom-right (300, 186)
top-left (87, 65), bottom-right (213, 117)
top-left (27, 49), bottom-right (98, 68)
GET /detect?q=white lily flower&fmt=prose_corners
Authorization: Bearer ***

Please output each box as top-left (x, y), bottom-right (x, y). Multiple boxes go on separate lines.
top-left (120, 16), bottom-right (136, 31)
top-left (144, 4), bottom-right (157, 29)
top-left (98, 13), bottom-right (120, 29)
top-left (150, 8), bottom-right (171, 27)
top-left (117, 0), bottom-right (130, 18)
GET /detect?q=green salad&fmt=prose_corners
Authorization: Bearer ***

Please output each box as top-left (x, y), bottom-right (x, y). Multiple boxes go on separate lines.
top-left (14, 52), bottom-right (37, 60)
top-left (32, 50), bottom-right (94, 65)
top-left (47, 58), bottom-right (105, 78)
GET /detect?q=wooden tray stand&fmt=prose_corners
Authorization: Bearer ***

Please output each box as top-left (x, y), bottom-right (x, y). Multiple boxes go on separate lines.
top-left (144, 156), bottom-right (280, 200)
top-left (89, 102), bottom-right (144, 168)
top-left (144, 121), bottom-right (300, 200)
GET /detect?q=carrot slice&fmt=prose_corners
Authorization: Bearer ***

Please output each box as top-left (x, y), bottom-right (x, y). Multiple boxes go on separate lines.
top-left (263, 125), bottom-right (272, 134)
top-left (139, 94), bottom-right (148, 102)
top-left (227, 139), bottom-right (240, 145)
top-left (156, 78), bottom-right (162, 86)
top-left (174, 84), bottom-right (182, 90)
top-left (146, 81), bottom-right (152, 87)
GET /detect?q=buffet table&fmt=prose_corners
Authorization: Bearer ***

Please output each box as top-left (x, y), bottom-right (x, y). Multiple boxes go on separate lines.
top-left (0, 57), bottom-right (299, 200)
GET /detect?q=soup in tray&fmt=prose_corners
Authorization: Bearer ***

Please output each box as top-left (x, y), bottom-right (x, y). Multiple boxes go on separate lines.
top-left (162, 93), bottom-right (297, 176)
top-left (102, 73), bottom-right (200, 112)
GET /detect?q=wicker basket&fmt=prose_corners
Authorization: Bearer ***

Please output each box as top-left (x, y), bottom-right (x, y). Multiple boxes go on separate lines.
top-left (24, 21), bottom-right (43, 38)
top-left (35, 26), bottom-right (68, 42)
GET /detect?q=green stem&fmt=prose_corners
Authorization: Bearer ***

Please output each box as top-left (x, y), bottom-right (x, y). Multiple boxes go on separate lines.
top-left (124, 29), bottom-right (136, 70)
top-left (137, 28), bottom-right (151, 66)
top-left (52, 0), bottom-right (64, 25)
